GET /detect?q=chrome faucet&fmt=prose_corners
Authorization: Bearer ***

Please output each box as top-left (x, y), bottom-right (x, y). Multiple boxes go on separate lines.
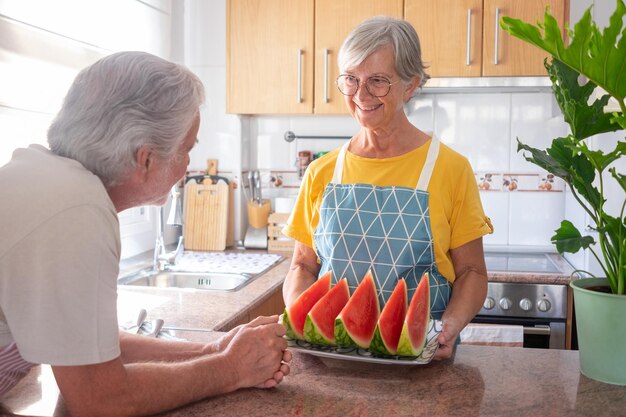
top-left (154, 184), bottom-right (184, 271)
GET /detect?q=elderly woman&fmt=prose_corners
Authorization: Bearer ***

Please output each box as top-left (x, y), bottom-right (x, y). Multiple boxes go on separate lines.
top-left (282, 16), bottom-right (492, 359)
top-left (0, 51), bottom-right (289, 416)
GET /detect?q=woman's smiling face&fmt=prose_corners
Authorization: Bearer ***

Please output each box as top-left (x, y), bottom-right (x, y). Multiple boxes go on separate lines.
top-left (341, 45), bottom-right (411, 131)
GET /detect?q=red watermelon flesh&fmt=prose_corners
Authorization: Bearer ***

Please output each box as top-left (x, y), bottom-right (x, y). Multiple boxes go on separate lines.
top-left (303, 278), bottom-right (350, 345)
top-left (283, 271), bottom-right (331, 340)
top-left (397, 272), bottom-right (431, 356)
top-left (334, 270), bottom-right (380, 348)
top-left (370, 278), bottom-right (408, 355)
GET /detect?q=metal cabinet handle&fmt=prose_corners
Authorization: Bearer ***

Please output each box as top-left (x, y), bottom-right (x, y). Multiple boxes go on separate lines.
top-left (297, 49), bottom-right (303, 103)
top-left (323, 48), bottom-right (329, 103)
top-left (466, 9), bottom-right (472, 66)
top-left (523, 325), bottom-right (550, 336)
top-left (494, 8), bottom-right (500, 65)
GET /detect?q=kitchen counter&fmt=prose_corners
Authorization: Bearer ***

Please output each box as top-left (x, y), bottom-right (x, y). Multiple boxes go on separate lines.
top-left (1, 248), bottom-right (590, 416)
top-left (4, 343), bottom-right (626, 417)
top-left (116, 249), bottom-right (291, 332)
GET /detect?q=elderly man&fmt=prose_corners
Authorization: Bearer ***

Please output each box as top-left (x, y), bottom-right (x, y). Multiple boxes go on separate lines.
top-left (0, 51), bottom-right (290, 416)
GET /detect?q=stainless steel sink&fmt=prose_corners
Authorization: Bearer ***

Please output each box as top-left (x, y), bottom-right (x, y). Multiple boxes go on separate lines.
top-left (118, 269), bottom-right (256, 291)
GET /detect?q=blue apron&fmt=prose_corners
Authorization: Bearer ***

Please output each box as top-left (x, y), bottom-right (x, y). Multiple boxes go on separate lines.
top-left (313, 137), bottom-right (450, 319)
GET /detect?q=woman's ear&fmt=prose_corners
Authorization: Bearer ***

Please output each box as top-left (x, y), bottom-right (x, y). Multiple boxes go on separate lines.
top-left (403, 76), bottom-right (421, 103)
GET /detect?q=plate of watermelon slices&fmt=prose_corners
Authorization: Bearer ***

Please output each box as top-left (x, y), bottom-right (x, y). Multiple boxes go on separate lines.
top-left (282, 271), bottom-right (442, 365)
top-left (287, 319), bottom-right (442, 365)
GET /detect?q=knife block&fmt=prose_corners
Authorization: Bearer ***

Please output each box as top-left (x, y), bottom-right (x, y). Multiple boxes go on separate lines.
top-left (244, 199), bottom-right (271, 249)
top-left (247, 199), bottom-right (271, 228)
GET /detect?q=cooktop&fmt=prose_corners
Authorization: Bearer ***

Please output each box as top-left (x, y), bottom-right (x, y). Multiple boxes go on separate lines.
top-left (484, 252), bottom-right (562, 274)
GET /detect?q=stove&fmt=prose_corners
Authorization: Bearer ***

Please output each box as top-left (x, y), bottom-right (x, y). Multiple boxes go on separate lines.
top-left (484, 251), bottom-right (562, 273)
top-left (473, 251), bottom-right (571, 349)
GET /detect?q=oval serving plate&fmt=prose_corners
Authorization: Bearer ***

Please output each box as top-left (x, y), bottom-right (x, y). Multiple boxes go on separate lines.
top-left (287, 320), bottom-right (442, 365)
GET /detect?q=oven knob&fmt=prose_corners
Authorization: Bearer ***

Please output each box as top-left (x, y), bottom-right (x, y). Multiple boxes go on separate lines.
top-left (483, 297), bottom-right (495, 310)
top-left (537, 299), bottom-right (551, 312)
top-left (499, 297), bottom-right (512, 310)
top-left (519, 298), bottom-right (533, 311)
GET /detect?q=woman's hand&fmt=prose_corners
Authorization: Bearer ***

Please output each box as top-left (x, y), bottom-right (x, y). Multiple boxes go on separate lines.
top-left (432, 238), bottom-right (488, 360)
top-left (433, 318), bottom-right (463, 360)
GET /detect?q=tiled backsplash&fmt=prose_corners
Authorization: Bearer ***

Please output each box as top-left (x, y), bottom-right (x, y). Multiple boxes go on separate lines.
top-left (244, 91), bottom-right (570, 249)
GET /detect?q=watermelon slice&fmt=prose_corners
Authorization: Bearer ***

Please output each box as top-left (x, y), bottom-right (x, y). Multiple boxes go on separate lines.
top-left (396, 272), bottom-right (431, 357)
top-left (334, 270), bottom-right (380, 348)
top-left (370, 278), bottom-right (408, 355)
top-left (303, 278), bottom-right (350, 345)
top-left (282, 272), bottom-right (332, 340)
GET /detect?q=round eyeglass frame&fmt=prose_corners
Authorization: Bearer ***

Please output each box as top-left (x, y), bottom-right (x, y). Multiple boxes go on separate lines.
top-left (335, 74), bottom-right (401, 98)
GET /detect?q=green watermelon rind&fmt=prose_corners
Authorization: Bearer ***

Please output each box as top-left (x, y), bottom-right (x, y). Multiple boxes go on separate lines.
top-left (396, 273), bottom-right (431, 357)
top-left (303, 314), bottom-right (333, 345)
top-left (369, 325), bottom-right (393, 356)
top-left (396, 320), bottom-right (428, 357)
top-left (334, 318), bottom-right (358, 347)
top-left (282, 308), bottom-right (300, 340)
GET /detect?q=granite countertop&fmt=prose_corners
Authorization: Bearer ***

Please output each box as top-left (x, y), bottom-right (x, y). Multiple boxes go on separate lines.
top-left (5, 343), bottom-right (626, 417)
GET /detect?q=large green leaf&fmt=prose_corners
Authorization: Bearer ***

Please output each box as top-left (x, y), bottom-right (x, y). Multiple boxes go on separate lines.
top-left (546, 59), bottom-right (615, 139)
top-left (551, 220), bottom-right (596, 254)
top-left (517, 138), bottom-right (571, 179)
top-left (501, 0), bottom-right (626, 103)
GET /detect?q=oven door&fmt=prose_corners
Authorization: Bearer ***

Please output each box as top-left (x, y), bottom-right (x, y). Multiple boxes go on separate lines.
top-left (471, 316), bottom-right (566, 349)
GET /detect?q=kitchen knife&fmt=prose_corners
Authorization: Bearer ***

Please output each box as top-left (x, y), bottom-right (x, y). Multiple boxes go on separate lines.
top-left (248, 170), bottom-right (255, 203)
top-left (253, 170), bottom-right (262, 204)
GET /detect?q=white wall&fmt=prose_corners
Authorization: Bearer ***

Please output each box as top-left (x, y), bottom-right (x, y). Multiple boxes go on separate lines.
top-left (0, 0), bottom-right (173, 258)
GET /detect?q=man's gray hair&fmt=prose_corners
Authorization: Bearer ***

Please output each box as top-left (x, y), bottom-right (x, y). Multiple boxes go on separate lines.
top-left (48, 51), bottom-right (205, 186)
top-left (338, 16), bottom-right (430, 88)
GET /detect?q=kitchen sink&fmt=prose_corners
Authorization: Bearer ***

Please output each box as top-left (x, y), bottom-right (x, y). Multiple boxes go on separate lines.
top-left (118, 269), bottom-right (256, 292)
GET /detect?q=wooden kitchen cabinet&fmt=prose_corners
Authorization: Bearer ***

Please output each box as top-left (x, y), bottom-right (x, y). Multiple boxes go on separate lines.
top-left (227, 0), bottom-right (402, 114)
top-left (227, 0), bottom-right (314, 114)
top-left (224, 285), bottom-right (285, 329)
top-left (313, 0), bottom-right (403, 114)
top-left (405, 0), bottom-right (567, 77)
top-left (405, 0), bottom-right (484, 77)
top-left (482, 0), bottom-right (566, 76)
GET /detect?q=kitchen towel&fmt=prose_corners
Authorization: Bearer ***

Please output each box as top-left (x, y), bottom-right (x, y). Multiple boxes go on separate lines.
top-left (459, 324), bottom-right (524, 347)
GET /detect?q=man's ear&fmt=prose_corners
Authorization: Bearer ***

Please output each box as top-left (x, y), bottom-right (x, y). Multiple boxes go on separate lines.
top-left (134, 145), bottom-right (152, 183)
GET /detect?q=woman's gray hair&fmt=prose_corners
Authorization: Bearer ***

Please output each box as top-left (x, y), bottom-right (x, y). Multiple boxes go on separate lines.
top-left (338, 16), bottom-right (430, 89)
top-left (48, 51), bottom-right (205, 186)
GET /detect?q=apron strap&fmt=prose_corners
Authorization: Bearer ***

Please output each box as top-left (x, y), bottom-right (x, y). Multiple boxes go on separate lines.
top-left (416, 137), bottom-right (440, 191)
top-left (331, 142), bottom-right (349, 184)
top-left (331, 136), bottom-right (440, 189)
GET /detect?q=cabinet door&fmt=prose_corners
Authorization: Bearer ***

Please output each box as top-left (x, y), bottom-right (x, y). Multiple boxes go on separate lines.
top-left (314, 0), bottom-right (403, 114)
top-left (483, 0), bottom-right (566, 76)
top-left (227, 0), bottom-right (314, 114)
top-left (405, 0), bottom-right (483, 78)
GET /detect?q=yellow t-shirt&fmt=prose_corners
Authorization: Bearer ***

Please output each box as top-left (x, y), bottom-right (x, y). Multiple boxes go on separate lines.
top-left (282, 138), bottom-right (493, 282)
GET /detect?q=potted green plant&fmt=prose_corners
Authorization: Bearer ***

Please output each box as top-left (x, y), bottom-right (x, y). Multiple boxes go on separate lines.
top-left (501, 0), bottom-right (625, 385)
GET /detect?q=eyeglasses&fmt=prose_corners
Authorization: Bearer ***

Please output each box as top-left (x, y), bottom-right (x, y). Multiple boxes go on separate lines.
top-left (336, 74), bottom-right (400, 98)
